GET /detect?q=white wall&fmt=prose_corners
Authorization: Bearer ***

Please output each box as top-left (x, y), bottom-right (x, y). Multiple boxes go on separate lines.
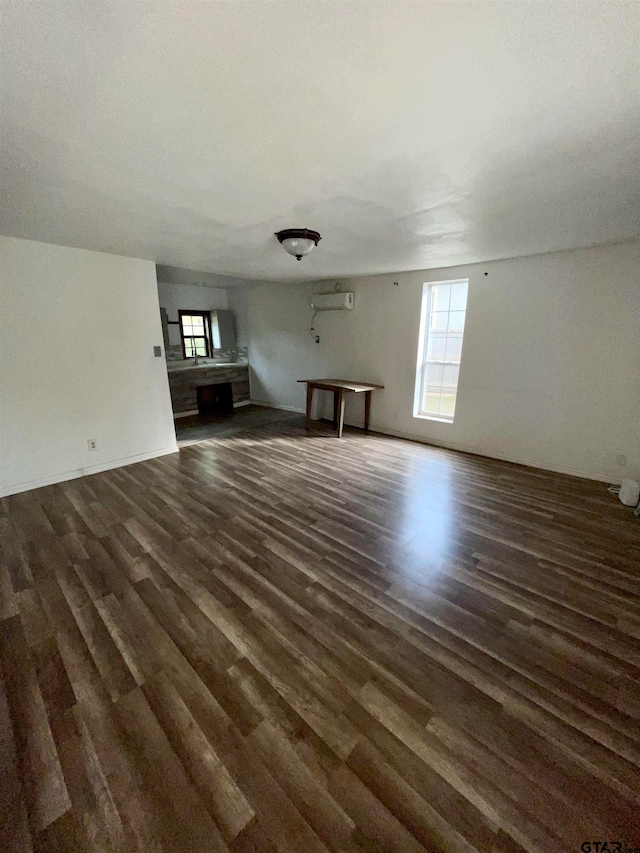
top-left (157, 280), bottom-right (229, 347)
top-left (228, 282), bottom-right (322, 410)
top-left (235, 241), bottom-right (640, 483)
top-left (0, 237), bottom-right (177, 497)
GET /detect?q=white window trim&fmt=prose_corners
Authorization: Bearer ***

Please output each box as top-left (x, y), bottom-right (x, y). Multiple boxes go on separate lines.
top-left (413, 278), bottom-right (468, 423)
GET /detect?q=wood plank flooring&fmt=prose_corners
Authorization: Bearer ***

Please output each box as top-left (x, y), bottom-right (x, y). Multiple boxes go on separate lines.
top-left (174, 404), bottom-right (299, 446)
top-left (1, 417), bottom-right (639, 853)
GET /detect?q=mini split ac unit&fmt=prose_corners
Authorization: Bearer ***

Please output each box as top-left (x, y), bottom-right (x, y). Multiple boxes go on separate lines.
top-left (311, 292), bottom-right (354, 311)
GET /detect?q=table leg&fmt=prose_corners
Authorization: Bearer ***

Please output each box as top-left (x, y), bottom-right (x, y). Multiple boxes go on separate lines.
top-left (305, 383), bottom-right (314, 430)
top-left (333, 390), bottom-right (339, 427)
top-left (337, 388), bottom-right (346, 438)
top-left (364, 390), bottom-right (372, 431)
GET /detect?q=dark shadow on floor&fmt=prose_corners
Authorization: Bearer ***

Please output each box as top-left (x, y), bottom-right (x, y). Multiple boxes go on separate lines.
top-left (175, 404), bottom-right (301, 446)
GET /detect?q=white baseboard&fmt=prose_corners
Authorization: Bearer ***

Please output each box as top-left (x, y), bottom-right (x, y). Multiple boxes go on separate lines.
top-left (339, 418), bottom-right (614, 484)
top-left (261, 402), bottom-right (616, 485)
top-left (5, 410), bottom-right (613, 497)
top-left (0, 445), bottom-right (180, 498)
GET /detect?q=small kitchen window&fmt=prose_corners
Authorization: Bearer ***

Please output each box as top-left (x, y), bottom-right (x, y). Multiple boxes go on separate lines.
top-left (179, 310), bottom-right (212, 358)
top-left (414, 279), bottom-right (469, 422)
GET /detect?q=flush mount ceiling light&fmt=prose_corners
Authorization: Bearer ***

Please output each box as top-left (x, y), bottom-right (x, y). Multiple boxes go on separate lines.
top-left (275, 228), bottom-right (321, 261)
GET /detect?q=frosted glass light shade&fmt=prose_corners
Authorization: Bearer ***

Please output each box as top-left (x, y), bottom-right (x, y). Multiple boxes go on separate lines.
top-left (275, 228), bottom-right (321, 260)
top-left (281, 237), bottom-right (316, 258)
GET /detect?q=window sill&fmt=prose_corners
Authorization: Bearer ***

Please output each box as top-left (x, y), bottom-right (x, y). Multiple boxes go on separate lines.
top-left (413, 412), bottom-right (454, 424)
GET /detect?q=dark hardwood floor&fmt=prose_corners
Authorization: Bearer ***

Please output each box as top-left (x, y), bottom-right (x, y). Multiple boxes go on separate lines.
top-left (175, 404), bottom-right (299, 446)
top-left (1, 417), bottom-right (639, 853)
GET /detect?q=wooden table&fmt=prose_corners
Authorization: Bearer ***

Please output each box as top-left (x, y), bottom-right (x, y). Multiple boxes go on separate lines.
top-left (297, 379), bottom-right (384, 437)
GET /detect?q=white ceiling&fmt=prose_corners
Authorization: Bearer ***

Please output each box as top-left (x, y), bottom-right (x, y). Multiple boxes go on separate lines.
top-left (1, 1), bottom-right (639, 282)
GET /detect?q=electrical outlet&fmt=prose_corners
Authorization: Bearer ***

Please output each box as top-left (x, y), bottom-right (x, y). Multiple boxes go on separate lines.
top-left (616, 454), bottom-right (627, 467)
top-left (87, 439), bottom-right (97, 451)
top-left (315, 335), bottom-right (320, 344)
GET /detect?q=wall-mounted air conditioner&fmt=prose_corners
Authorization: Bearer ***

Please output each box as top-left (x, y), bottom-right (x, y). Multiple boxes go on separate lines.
top-left (311, 292), bottom-right (354, 311)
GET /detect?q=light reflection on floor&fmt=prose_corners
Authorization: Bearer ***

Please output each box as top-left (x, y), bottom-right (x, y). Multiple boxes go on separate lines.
top-left (392, 456), bottom-right (454, 582)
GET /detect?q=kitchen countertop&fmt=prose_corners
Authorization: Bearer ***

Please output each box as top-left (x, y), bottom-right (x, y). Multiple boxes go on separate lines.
top-left (166, 360), bottom-right (249, 373)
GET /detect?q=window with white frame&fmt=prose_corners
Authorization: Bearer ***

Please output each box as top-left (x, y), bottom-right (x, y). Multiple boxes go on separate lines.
top-left (414, 279), bottom-right (469, 422)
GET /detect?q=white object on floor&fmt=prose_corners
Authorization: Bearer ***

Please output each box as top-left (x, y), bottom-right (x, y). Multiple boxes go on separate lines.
top-left (618, 479), bottom-right (640, 507)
